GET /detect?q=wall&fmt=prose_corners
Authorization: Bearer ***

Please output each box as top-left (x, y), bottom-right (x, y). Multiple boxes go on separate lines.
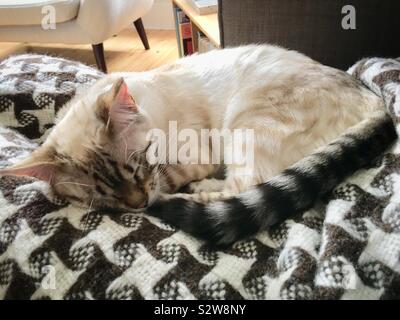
top-left (142, 0), bottom-right (175, 30)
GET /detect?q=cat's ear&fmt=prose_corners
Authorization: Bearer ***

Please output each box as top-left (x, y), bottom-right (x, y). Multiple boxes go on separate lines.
top-left (0, 152), bottom-right (58, 182)
top-left (97, 77), bottom-right (139, 135)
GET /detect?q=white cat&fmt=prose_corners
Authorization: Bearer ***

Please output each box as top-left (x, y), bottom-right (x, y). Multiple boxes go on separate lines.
top-left (1, 45), bottom-right (395, 245)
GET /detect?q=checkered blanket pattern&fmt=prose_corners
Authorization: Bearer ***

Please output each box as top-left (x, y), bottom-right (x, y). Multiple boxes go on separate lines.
top-left (0, 54), bottom-right (399, 299)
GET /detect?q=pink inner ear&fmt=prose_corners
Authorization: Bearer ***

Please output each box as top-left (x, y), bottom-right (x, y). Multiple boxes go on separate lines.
top-left (110, 81), bottom-right (139, 134)
top-left (0, 163), bottom-right (55, 182)
top-left (115, 81), bottom-right (137, 108)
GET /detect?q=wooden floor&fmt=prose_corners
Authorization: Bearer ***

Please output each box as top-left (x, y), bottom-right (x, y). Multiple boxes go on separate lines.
top-left (0, 29), bottom-right (179, 72)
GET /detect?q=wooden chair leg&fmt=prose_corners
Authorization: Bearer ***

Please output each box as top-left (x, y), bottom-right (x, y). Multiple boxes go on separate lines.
top-left (92, 43), bottom-right (107, 73)
top-left (133, 18), bottom-right (150, 50)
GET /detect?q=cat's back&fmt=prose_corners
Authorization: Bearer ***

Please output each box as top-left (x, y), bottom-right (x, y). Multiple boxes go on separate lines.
top-left (170, 45), bottom-right (377, 106)
top-left (177, 44), bottom-right (314, 75)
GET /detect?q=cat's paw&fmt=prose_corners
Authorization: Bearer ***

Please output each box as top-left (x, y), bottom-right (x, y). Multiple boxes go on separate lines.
top-left (187, 178), bottom-right (225, 193)
top-left (157, 190), bottom-right (232, 203)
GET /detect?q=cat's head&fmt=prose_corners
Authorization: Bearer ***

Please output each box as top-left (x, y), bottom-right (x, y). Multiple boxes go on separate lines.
top-left (0, 77), bottom-right (160, 211)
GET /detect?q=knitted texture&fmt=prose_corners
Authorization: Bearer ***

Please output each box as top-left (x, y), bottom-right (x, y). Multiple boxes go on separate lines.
top-left (0, 54), bottom-right (399, 299)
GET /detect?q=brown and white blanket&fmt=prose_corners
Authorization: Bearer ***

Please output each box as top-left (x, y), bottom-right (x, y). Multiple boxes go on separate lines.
top-left (0, 54), bottom-right (399, 300)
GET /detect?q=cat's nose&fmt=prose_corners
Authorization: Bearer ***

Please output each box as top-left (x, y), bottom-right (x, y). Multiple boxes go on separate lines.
top-left (123, 187), bottom-right (149, 209)
top-left (137, 197), bottom-right (148, 209)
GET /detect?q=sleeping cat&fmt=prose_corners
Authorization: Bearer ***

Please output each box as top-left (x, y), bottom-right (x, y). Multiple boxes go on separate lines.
top-left (1, 45), bottom-right (396, 246)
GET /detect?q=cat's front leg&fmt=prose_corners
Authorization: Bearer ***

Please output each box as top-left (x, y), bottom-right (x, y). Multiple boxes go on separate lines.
top-left (158, 190), bottom-right (233, 203)
top-left (158, 164), bottom-right (217, 193)
top-left (155, 165), bottom-right (262, 204)
top-left (186, 178), bottom-right (225, 193)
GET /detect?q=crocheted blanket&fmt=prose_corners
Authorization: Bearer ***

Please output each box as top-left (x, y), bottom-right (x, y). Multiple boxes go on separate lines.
top-left (0, 54), bottom-right (399, 300)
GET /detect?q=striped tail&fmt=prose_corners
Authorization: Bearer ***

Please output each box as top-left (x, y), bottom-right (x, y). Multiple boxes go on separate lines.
top-left (147, 113), bottom-right (397, 247)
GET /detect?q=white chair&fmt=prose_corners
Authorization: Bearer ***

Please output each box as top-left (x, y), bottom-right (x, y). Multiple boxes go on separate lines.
top-left (0, 0), bottom-right (154, 73)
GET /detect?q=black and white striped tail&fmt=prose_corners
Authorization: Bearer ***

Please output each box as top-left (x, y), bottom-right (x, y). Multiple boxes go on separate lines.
top-left (147, 114), bottom-right (397, 246)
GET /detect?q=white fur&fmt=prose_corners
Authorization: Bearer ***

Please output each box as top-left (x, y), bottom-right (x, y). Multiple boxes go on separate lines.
top-left (29, 44), bottom-right (385, 207)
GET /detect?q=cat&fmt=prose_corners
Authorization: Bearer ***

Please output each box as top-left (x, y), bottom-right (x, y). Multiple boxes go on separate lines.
top-left (0, 45), bottom-right (396, 246)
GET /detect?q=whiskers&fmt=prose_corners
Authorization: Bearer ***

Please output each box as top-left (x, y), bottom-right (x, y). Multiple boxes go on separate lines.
top-left (82, 195), bottom-right (95, 234)
top-left (54, 181), bottom-right (95, 188)
top-left (125, 145), bottom-right (148, 165)
top-left (54, 181), bottom-right (97, 230)
top-left (157, 164), bottom-right (168, 175)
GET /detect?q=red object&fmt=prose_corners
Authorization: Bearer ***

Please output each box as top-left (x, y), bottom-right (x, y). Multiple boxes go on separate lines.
top-left (180, 22), bottom-right (192, 39)
top-left (186, 40), bottom-right (194, 55)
